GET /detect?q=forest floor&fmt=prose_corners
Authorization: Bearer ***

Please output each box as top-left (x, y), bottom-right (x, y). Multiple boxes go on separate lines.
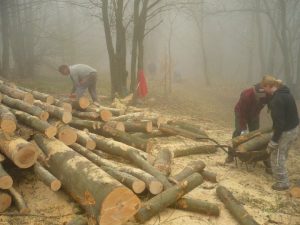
top-left (0, 75), bottom-right (300, 225)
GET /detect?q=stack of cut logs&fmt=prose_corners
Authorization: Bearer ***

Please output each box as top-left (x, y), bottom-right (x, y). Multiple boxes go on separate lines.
top-left (0, 80), bottom-right (261, 225)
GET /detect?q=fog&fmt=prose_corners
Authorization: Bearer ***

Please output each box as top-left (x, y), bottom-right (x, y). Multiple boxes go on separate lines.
top-left (1, 0), bottom-right (300, 96)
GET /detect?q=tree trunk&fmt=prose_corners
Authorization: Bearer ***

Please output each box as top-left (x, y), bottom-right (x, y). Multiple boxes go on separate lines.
top-left (216, 186), bottom-right (260, 225)
top-left (236, 132), bottom-right (272, 152)
top-left (12, 110), bottom-right (57, 138)
top-left (0, 130), bottom-right (38, 168)
top-left (76, 130), bottom-right (96, 150)
top-left (33, 162), bottom-right (61, 191)
top-left (34, 134), bottom-right (140, 225)
top-left (53, 99), bottom-right (72, 113)
top-left (171, 144), bottom-right (218, 158)
top-left (153, 149), bottom-right (172, 176)
top-left (85, 105), bottom-right (112, 122)
top-left (9, 187), bottom-right (30, 214)
top-left (18, 87), bottom-right (55, 105)
top-left (130, 0), bottom-right (139, 92)
top-left (0, 191), bottom-right (12, 212)
top-left (0, 105), bottom-right (17, 133)
top-left (255, 0), bottom-right (266, 75)
top-left (167, 120), bottom-right (208, 137)
top-left (99, 106), bottom-right (124, 116)
top-left (0, 163), bottom-right (13, 189)
top-left (135, 173), bottom-right (203, 223)
top-left (0, 0), bottom-right (10, 78)
top-left (50, 121), bottom-right (77, 146)
top-left (0, 84), bottom-right (34, 104)
top-left (201, 170), bottom-right (218, 183)
top-left (2, 95), bottom-right (49, 121)
top-left (159, 124), bottom-right (207, 140)
top-left (124, 120), bottom-right (152, 133)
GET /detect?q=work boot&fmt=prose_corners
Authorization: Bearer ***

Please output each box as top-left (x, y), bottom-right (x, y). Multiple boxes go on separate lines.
top-left (225, 155), bottom-right (234, 163)
top-left (271, 182), bottom-right (290, 191)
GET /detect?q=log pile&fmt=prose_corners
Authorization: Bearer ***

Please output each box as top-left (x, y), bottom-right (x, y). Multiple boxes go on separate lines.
top-left (0, 80), bottom-right (260, 225)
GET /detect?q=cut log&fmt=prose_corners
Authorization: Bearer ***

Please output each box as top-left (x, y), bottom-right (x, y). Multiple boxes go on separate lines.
top-left (53, 99), bottom-right (72, 113)
top-left (131, 130), bottom-right (172, 139)
top-left (159, 124), bottom-right (208, 140)
top-left (171, 197), bottom-right (220, 217)
top-left (171, 144), bottom-right (218, 158)
top-left (169, 160), bottom-right (206, 183)
top-left (99, 106), bottom-right (124, 116)
top-left (0, 191), bottom-right (12, 212)
top-left (101, 166), bottom-right (146, 194)
top-left (112, 112), bottom-right (163, 128)
top-left (0, 153), bottom-right (5, 162)
top-left (0, 105), bottom-right (17, 133)
top-left (72, 111), bottom-right (100, 120)
top-left (124, 120), bottom-right (153, 133)
top-left (66, 97), bottom-right (90, 110)
top-left (216, 186), bottom-right (260, 225)
top-left (153, 149), bottom-right (172, 176)
top-left (34, 135), bottom-right (140, 225)
top-left (290, 180), bottom-right (300, 198)
top-left (85, 105), bottom-right (112, 122)
top-left (0, 83), bottom-right (34, 104)
top-left (12, 110), bottom-right (57, 138)
top-left (50, 121), bottom-right (77, 146)
top-left (201, 170), bottom-right (217, 183)
top-left (135, 173), bottom-right (203, 223)
top-left (76, 130), bottom-right (96, 150)
top-left (34, 101), bottom-right (72, 124)
top-left (33, 162), bottom-right (61, 191)
top-left (0, 130), bottom-right (38, 168)
top-left (236, 132), bottom-right (272, 152)
top-left (66, 216), bottom-right (88, 225)
top-left (167, 120), bottom-right (208, 137)
top-left (0, 163), bottom-right (13, 189)
top-left (127, 149), bottom-right (172, 189)
top-left (2, 95), bottom-right (49, 121)
top-left (18, 87), bottom-right (55, 105)
top-left (9, 187), bottom-right (30, 214)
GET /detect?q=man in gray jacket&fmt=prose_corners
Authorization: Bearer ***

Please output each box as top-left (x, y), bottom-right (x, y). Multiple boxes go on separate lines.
top-left (59, 64), bottom-right (99, 105)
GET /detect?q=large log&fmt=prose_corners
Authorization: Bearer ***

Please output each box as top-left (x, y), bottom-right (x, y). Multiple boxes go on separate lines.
top-left (124, 120), bottom-right (153, 133)
top-left (131, 130), bottom-right (172, 139)
top-left (0, 130), bottom-right (38, 168)
top-left (112, 112), bottom-right (163, 128)
top-left (99, 106), bottom-right (124, 116)
top-left (0, 163), bottom-right (13, 189)
top-left (236, 132), bottom-right (272, 152)
top-left (12, 110), bottom-right (57, 138)
top-left (290, 180), bottom-right (300, 198)
top-left (50, 120), bottom-right (77, 146)
top-left (0, 104), bottom-right (17, 133)
top-left (53, 99), bottom-right (72, 113)
top-left (0, 83), bottom-right (34, 104)
top-left (66, 97), bottom-right (90, 110)
top-left (33, 162), bottom-right (61, 191)
top-left (34, 101), bottom-right (72, 124)
top-left (2, 95), bottom-right (49, 121)
top-left (153, 149), bottom-right (172, 176)
top-left (9, 187), bottom-right (30, 214)
top-left (34, 135), bottom-right (140, 225)
top-left (159, 124), bottom-right (208, 140)
top-left (76, 130), bottom-right (96, 150)
top-left (169, 160), bottom-right (206, 183)
top-left (72, 111), bottom-right (100, 120)
top-left (0, 191), bottom-right (12, 212)
top-left (216, 186), bottom-right (260, 225)
top-left (171, 144), bottom-right (217, 158)
top-left (171, 197), bottom-right (220, 217)
top-left (85, 105), bottom-right (112, 122)
top-left (18, 87), bottom-right (55, 105)
top-left (201, 170), bottom-right (218, 183)
top-left (135, 173), bottom-right (203, 223)
top-left (167, 120), bottom-right (208, 137)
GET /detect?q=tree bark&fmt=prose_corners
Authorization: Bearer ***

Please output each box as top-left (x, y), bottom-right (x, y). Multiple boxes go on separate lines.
top-left (0, 105), bottom-right (17, 133)
top-left (33, 162), bottom-right (61, 191)
top-left (0, 191), bottom-right (12, 212)
top-left (34, 134), bottom-right (140, 225)
top-left (72, 111), bottom-right (100, 121)
top-left (16, 124), bottom-right (34, 141)
top-left (0, 84), bottom-right (34, 104)
top-left (76, 130), bottom-right (96, 150)
top-left (171, 144), bottom-right (217, 158)
top-left (216, 186), bottom-right (260, 225)
top-left (53, 99), bottom-right (72, 113)
top-left (167, 120), bottom-right (208, 137)
top-left (131, 130), bottom-right (171, 139)
top-left (50, 121), bottom-right (77, 146)
top-left (18, 87), bottom-right (55, 105)
top-left (0, 130), bottom-right (38, 168)
top-left (124, 120), bottom-right (152, 133)
top-left (153, 149), bottom-right (172, 176)
top-left (12, 110), bottom-right (57, 138)
top-left (9, 187), bottom-right (30, 214)
top-left (0, 163), bottom-right (13, 189)
top-left (2, 95), bottom-right (49, 121)
top-left (159, 124), bottom-right (207, 140)
top-left (236, 132), bottom-right (272, 152)
top-left (85, 105), bottom-right (112, 122)
top-left (135, 173), bottom-right (203, 223)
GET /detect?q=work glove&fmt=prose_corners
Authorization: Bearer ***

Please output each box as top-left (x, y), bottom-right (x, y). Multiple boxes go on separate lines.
top-left (266, 140), bottom-right (278, 154)
top-left (240, 130), bottom-right (248, 135)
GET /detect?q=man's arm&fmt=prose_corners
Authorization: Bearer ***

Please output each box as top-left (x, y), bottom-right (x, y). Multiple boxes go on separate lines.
top-left (237, 92), bottom-right (249, 131)
top-left (271, 98), bottom-right (285, 142)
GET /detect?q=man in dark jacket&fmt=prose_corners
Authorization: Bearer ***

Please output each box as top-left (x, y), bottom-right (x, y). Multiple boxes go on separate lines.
top-left (262, 75), bottom-right (299, 191)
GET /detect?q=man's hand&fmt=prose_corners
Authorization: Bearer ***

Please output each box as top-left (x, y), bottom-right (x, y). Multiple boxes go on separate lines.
top-left (266, 140), bottom-right (278, 154)
top-left (241, 130), bottom-right (248, 135)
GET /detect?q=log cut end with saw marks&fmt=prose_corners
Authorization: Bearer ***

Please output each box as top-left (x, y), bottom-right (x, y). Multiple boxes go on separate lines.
top-left (0, 191), bottom-right (12, 212)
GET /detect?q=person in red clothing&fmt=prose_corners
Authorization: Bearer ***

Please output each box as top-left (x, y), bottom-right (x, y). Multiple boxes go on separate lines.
top-left (226, 83), bottom-right (270, 163)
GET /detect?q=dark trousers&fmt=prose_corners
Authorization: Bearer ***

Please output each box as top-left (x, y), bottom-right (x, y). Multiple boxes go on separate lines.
top-left (232, 112), bottom-right (259, 138)
top-left (75, 73), bottom-right (98, 102)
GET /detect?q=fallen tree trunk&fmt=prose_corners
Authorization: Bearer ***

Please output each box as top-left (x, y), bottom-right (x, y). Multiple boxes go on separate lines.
top-left (0, 105), bottom-right (17, 133)
top-left (216, 186), bottom-right (260, 225)
top-left (66, 97), bottom-right (90, 110)
top-left (159, 124), bottom-right (207, 140)
top-left (0, 163), bottom-right (13, 189)
top-left (201, 170), bottom-right (217, 183)
top-left (34, 135), bottom-right (140, 225)
top-left (85, 106), bottom-right (112, 122)
top-left (99, 106), bottom-right (124, 116)
top-left (290, 180), bottom-right (300, 198)
top-left (0, 83), bottom-right (34, 104)
top-left (53, 99), bottom-right (72, 113)
top-left (0, 191), bottom-right (12, 212)
top-left (0, 130), bottom-right (38, 168)
top-left (34, 101), bottom-right (72, 124)
top-left (18, 87), bottom-right (55, 105)
top-left (2, 95), bottom-right (49, 121)
top-left (236, 132), bottom-right (272, 152)
top-left (171, 145), bottom-right (218, 158)
top-left (135, 173), bottom-right (203, 223)
top-left (124, 120), bottom-right (152, 133)
top-left (72, 111), bottom-right (99, 120)
top-left (76, 130), bottom-right (96, 150)
top-left (33, 162), bottom-right (61, 191)
top-left (50, 121), bottom-right (77, 146)
top-left (153, 149), bottom-right (172, 176)
top-left (131, 130), bottom-right (172, 139)
top-left (9, 187), bottom-right (30, 214)
top-left (167, 120), bottom-right (208, 137)
top-left (12, 110), bottom-right (57, 138)
top-left (171, 197), bottom-right (220, 217)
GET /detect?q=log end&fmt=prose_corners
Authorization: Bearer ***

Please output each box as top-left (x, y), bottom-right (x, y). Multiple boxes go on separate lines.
top-left (0, 192), bottom-right (12, 212)
top-left (145, 121), bottom-right (153, 133)
top-left (14, 143), bottom-right (38, 168)
top-left (0, 119), bottom-right (17, 133)
top-left (149, 180), bottom-right (163, 195)
top-left (45, 126), bottom-right (57, 138)
top-left (50, 180), bottom-right (62, 192)
top-left (99, 187), bottom-right (140, 225)
top-left (86, 140), bottom-right (96, 150)
top-left (79, 97), bottom-right (90, 109)
top-left (39, 111), bottom-right (49, 121)
top-left (115, 122), bottom-right (125, 131)
top-left (23, 93), bottom-right (34, 105)
top-left (63, 103), bottom-right (72, 113)
top-left (100, 110), bottom-right (112, 122)
top-left (132, 180), bottom-right (146, 194)
top-left (58, 128), bottom-right (77, 146)
top-left (62, 112), bottom-right (72, 124)
top-left (46, 96), bottom-right (55, 105)
top-left (0, 175), bottom-right (13, 189)
top-left (290, 186), bottom-right (300, 198)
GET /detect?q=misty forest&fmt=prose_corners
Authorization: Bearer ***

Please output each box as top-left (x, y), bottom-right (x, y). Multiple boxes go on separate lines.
top-left (0, 1), bottom-right (300, 225)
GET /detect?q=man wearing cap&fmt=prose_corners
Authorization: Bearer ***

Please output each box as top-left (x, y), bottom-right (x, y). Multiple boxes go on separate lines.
top-left (58, 64), bottom-right (99, 106)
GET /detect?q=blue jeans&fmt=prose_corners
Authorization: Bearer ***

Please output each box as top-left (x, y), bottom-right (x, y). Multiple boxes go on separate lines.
top-left (75, 73), bottom-right (98, 102)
